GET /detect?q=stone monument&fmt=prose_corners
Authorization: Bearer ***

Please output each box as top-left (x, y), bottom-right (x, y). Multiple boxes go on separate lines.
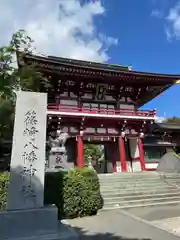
top-left (48, 130), bottom-right (71, 171)
top-left (0, 91), bottom-right (77, 240)
top-left (7, 91), bottom-right (47, 210)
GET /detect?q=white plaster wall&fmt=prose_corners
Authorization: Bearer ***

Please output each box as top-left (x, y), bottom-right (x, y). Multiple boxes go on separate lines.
top-left (145, 163), bottom-right (158, 170)
top-left (129, 138), bottom-right (139, 158)
top-left (117, 163), bottom-right (158, 172)
top-left (116, 161), bottom-right (121, 172)
top-left (129, 138), bottom-right (141, 172)
top-left (126, 161), bottom-right (132, 172)
top-left (132, 161), bottom-right (141, 172)
top-left (116, 166), bottom-right (122, 172)
top-left (116, 161), bottom-right (132, 172)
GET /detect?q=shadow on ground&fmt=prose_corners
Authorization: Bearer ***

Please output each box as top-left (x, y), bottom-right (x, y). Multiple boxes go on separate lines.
top-left (72, 226), bottom-right (151, 240)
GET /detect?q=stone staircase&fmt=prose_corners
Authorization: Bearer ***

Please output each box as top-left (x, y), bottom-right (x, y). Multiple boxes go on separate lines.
top-left (98, 172), bottom-right (180, 211)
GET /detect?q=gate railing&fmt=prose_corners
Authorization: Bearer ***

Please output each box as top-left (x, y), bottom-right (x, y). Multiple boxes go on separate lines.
top-left (48, 105), bottom-right (156, 118)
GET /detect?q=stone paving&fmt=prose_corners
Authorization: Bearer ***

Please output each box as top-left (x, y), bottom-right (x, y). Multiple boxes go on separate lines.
top-left (67, 210), bottom-right (180, 240)
top-left (152, 217), bottom-right (180, 237)
top-left (125, 204), bottom-right (180, 221)
top-left (123, 204), bottom-right (180, 221)
top-left (121, 205), bottom-right (180, 237)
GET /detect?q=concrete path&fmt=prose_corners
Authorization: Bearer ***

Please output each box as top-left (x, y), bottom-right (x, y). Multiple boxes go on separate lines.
top-left (124, 204), bottom-right (180, 221)
top-left (152, 217), bottom-right (180, 236)
top-left (67, 210), bottom-right (180, 240)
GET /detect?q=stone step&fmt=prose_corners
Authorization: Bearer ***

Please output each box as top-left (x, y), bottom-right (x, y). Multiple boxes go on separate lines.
top-left (103, 192), bottom-right (180, 202)
top-left (100, 182), bottom-right (180, 190)
top-left (99, 179), bottom-right (163, 185)
top-left (99, 178), bottom-right (167, 184)
top-left (159, 173), bottom-right (180, 176)
top-left (163, 182), bottom-right (180, 185)
top-left (100, 182), bottom-right (174, 191)
top-left (163, 181), bottom-right (180, 186)
top-left (99, 182), bottom-right (180, 189)
top-left (98, 172), bottom-right (157, 177)
top-left (100, 188), bottom-right (180, 197)
top-left (99, 172), bottom-right (180, 211)
top-left (162, 175), bottom-right (180, 178)
top-left (99, 176), bottom-right (180, 181)
top-left (101, 200), bottom-right (180, 211)
top-left (99, 179), bottom-right (172, 186)
top-left (99, 177), bottom-right (180, 183)
top-left (163, 178), bottom-right (180, 181)
top-left (99, 173), bottom-right (158, 177)
top-left (100, 185), bottom-right (177, 194)
top-left (98, 172), bottom-right (159, 179)
top-left (99, 177), bottom-right (161, 181)
top-left (98, 175), bottom-right (159, 181)
top-left (103, 196), bottom-right (180, 208)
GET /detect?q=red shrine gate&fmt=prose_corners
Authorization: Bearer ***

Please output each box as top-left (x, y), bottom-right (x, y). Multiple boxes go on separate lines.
top-left (17, 53), bottom-right (180, 173)
top-left (47, 105), bottom-right (156, 172)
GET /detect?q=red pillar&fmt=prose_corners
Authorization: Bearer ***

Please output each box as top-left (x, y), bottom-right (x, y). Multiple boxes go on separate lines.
top-left (77, 135), bottom-right (84, 168)
top-left (138, 138), bottom-right (145, 171)
top-left (118, 137), bottom-right (127, 172)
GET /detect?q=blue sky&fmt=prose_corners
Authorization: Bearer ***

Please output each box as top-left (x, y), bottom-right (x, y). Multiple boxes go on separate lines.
top-left (93, 0), bottom-right (180, 117)
top-left (1, 0), bottom-right (180, 117)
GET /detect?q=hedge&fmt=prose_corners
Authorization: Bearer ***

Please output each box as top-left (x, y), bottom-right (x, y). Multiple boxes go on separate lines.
top-left (0, 172), bottom-right (8, 210)
top-left (0, 168), bottom-right (103, 219)
top-left (44, 167), bottom-right (103, 219)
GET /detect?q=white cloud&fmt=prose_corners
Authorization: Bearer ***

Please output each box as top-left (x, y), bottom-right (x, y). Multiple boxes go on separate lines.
top-left (165, 1), bottom-right (180, 40)
top-left (164, 27), bottom-right (173, 42)
top-left (151, 9), bottom-right (163, 19)
top-left (0, 0), bottom-right (117, 62)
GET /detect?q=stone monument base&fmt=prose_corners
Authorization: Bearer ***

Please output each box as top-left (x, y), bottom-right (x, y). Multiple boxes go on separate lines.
top-left (0, 206), bottom-right (78, 240)
top-left (48, 153), bottom-right (73, 171)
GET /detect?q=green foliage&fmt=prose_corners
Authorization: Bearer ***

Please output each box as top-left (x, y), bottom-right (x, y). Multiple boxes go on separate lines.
top-left (0, 99), bottom-right (14, 143)
top-left (166, 117), bottom-right (180, 124)
top-left (0, 29), bottom-right (50, 146)
top-left (44, 168), bottom-right (103, 219)
top-left (0, 172), bottom-right (9, 210)
top-left (164, 117), bottom-right (180, 155)
top-left (0, 169), bottom-right (103, 218)
top-left (84, 144), bottom-right (102, 163)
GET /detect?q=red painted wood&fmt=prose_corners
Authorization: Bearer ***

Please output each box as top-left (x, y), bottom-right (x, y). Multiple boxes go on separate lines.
top-left (77, 136), bottom-right (84, 168)
top-left (145, 168), bottom-right (156, 171)
top-left (118, 137), bottom-right (127, 172)
top-left (48, 105), bottom-right (156, 117)
top-left (138, 138), bottom-right (146, 171)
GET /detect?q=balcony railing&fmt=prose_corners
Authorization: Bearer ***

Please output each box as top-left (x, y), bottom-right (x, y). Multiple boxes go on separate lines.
top-left (47, 105), bottom-right (156, 118)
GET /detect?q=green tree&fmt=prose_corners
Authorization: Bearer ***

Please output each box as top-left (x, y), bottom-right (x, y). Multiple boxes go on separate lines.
top-left (165, 117), bottom-right (180, 124)
top-left (164, 117), bottom-right (180, 155)
top-left (83, 144), bottom-right (102, 164)
top-left (0, 29), bottom-right (49, 144)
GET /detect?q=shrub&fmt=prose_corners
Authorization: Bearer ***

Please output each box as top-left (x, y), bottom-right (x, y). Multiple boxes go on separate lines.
top-left (44, 167), bottom-right (103, 219)
top-left (0, 168), bottom-right (103, 219)
top-left (0, 172), bottom-right (9, 210)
